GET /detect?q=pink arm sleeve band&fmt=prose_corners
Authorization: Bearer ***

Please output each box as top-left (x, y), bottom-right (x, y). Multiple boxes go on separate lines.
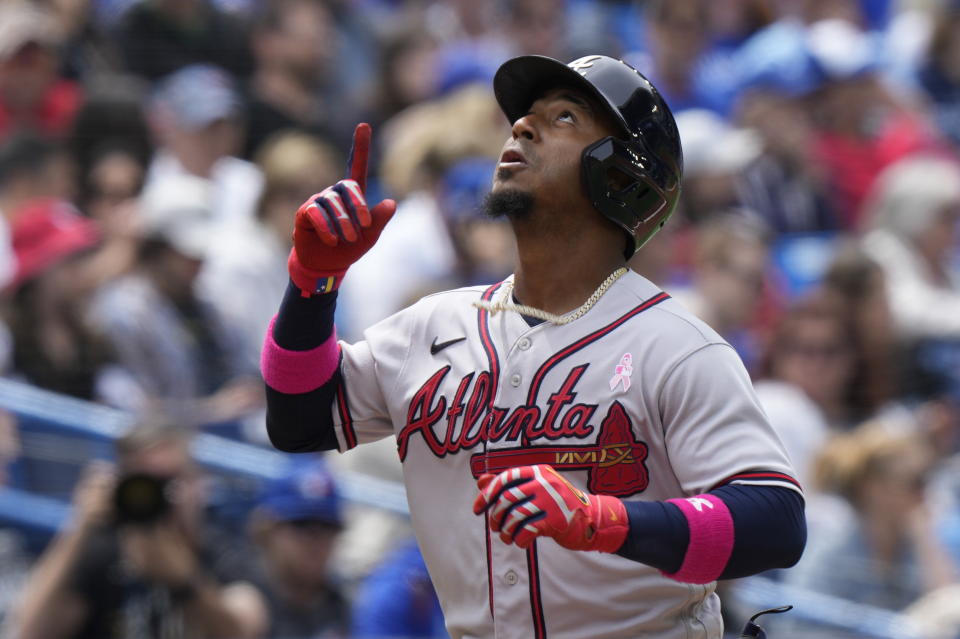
top-left (261, 316), bottom-right (340, 394)
top-left (662, 494), bottom-right (734, 584)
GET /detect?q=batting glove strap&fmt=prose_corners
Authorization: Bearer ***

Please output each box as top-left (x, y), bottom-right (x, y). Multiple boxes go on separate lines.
top-left (288, 248), bottom-right (346, 297)
top-left (473, 464), bottom-right (629, 553)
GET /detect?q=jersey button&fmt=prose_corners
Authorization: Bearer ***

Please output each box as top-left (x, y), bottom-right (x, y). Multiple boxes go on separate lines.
top-left (518, 337), bottom-right (531, 351)
top-left (510, 374), bottom-right (522, 387)
top-left (504, 570), bottom-right (519, 585)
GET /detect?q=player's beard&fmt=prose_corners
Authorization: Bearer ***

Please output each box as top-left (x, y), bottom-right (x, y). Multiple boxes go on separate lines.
top-left (483, 189), bottom-right (534, 221)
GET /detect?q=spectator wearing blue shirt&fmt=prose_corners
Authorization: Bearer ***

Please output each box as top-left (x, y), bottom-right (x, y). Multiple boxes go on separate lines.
top-left (352, 540), bottom-right (447, 639)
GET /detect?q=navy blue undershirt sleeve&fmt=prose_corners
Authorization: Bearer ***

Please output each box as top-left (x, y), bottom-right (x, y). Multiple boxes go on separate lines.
top-left (616, 484), bottom-right (806, 579)
top-left (273, 281), bottom-right (337, 348)
top-left (265, 281), bottom-right (341, 452)
top-left (713, 483), bottom-right (806, 579)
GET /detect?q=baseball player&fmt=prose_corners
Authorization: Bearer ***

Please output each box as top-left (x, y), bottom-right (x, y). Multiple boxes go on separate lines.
top-left (261, 54), bottom-right (806, 638)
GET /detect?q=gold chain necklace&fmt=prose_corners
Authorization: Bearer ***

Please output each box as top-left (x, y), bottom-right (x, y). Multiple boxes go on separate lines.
top-left (472, 267), bottom-right (629, 326)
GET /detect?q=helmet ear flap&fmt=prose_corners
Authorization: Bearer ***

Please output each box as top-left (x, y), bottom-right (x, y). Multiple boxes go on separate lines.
top-left (582, 137), bottom-right (675, 259)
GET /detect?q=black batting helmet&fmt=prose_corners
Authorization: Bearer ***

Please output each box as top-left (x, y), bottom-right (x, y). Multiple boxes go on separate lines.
top-left (493, 54), bottom-right (683, 257)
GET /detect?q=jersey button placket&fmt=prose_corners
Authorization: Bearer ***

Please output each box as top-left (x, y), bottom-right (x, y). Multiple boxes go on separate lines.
top-left (518, 337), bottom-right (531, 351)
top-left (509, 373), bottom-right (522, 387)
top-left (504, 569), bottom-right (519, 585)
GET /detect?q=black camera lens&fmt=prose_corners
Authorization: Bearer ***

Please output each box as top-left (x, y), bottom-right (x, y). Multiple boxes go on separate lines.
top-left (114, 473), bottom-right (172, 525)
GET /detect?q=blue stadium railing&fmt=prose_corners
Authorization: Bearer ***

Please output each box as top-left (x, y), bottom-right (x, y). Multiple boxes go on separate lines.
top-left (0, 377), bottom-right (408, 541)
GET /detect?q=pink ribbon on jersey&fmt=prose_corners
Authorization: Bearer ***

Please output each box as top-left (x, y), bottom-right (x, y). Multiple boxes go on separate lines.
top-left (609, 353), bottom-right (633, 391)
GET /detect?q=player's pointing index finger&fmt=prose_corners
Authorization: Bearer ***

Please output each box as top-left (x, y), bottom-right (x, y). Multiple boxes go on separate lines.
top-left (347, 122), bottom-right (371, 193)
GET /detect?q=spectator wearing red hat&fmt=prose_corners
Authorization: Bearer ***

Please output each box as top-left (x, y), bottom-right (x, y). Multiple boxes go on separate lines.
top-left (9, 198), bottom-right (99, 291)
top-left (0, 3), bottom-right (82, 139)
top-left (4, 197), bottom-right (123, 401)
top-left (0, 133), bottom-right (134, 401)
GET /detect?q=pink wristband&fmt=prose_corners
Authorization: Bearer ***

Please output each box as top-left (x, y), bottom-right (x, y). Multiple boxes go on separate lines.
top-left (261, 317), bottom-right (340, 393)
top-left (662, 494), bottom-right (734, 584)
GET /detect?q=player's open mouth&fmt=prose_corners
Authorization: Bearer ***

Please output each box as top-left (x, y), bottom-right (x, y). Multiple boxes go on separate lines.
top-left (499, 149), bottom-right (527, 168)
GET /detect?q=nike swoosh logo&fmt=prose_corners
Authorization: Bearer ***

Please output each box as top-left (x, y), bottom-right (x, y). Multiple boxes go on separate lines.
top-left (430, 336), bottom-right (467, 355)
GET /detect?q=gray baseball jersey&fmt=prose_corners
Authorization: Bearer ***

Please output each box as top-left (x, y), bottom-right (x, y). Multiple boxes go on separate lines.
top-left (332, 270), bottom-right (800, 639)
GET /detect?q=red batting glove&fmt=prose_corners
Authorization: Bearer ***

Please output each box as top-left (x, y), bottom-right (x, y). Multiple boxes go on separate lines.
top-left (473, 464), bottom-right (629, 553)
top-left (289, 122), bottom-right (397, 296)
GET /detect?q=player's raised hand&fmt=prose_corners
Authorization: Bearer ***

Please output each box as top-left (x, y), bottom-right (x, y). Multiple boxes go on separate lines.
top-left (288, 123), bottom-right (397, 296)
top-left (473, 464), bottom-right (628, 553)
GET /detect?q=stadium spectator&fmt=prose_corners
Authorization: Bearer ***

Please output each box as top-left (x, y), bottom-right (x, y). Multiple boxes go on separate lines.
top-left (861, 154), bottom-right (960, 340)
top-left (67, 88), bottom-right (153, 286)
top-left (917, 3), bottom-right (960, 151)
top-left (428, 0), bottom-right (508, 56)
top-left (820, 243), bottom-right (898, 417)
top-left (88, 173), bottom-right (262, 424)
top-left (351, 540), bottom-right (446, 639)
top-left (5, 199), bottom-right (121, 401)
top-left (247, 457), bottom-right (349, 639)
top-left (787, 422), bottom-right (956, 616)
top-left (10, 421), bottom-right (266, 639)
top-left (199, 130), bottom-right (343, 373)
top-left (502, 0), bottom-right (569, 60)
top-left (704, 0), bottom-right (777, 51)
top-left (0, 134), bottom-right (67, 290)
top-left (111, 0), bottom-right (254, 82)
top-left (68, 142), bottom-right (144, 283)
top-left (629, 0), bottom-right (743, 116)
top-left (326, 436), bottom-right (414, 587)
top-left (67, 86), bottom-right (153, 215)
top-left (631, 0), bottom-right (714, 113)
top-left (627, 219), bottom-right (682, 289)
top-left (804, 19), bottom-right (940, 228)
top-left (243, 0), bottom-right (340, 158)
top-left (757, 295), bottom-right (860, 430)
top-left (670, 215), bottom-right (772, 372)
top-left (369, 25), bottom-right (441, 133)
top-left (146, 64), bottom-right (263, 226)
top-left (45, 0), bottom-right (124, 81)
top-left (435, 156), bottom-right (515, 286)
top-left (758, 248), bottom-right (940, 489)
top-left (0, 3), bottom-right (82, 140)
top-left (734, 88), bottom-right (840, 233)
top-left (798, 0), bottom-right (868, 25)
top-left (673, 109), bottom-right (762, 226)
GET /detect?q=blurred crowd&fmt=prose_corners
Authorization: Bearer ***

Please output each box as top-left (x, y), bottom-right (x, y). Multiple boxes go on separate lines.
top-left (0, 0), bottom-right (959, 637)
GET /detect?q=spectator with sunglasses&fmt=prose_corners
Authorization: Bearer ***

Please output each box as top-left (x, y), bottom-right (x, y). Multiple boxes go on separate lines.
top-left (782, 422), bottom-right (956, 633)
